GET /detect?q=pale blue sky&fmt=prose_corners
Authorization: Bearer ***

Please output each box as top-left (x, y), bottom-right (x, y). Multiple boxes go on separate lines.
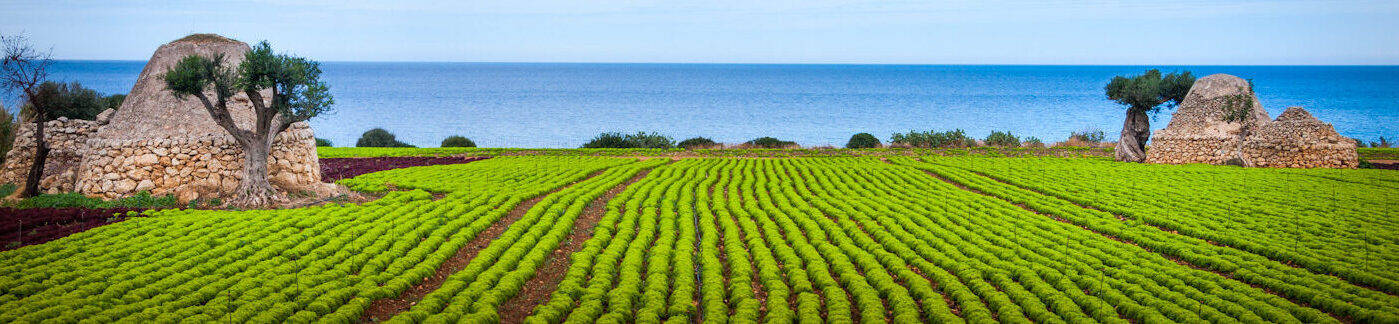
top-left (2, 0), bottom-right (1397, 64)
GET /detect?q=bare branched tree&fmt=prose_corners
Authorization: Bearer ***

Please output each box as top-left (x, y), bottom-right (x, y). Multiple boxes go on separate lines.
top-left (1, 32), bottom-right (54, 197)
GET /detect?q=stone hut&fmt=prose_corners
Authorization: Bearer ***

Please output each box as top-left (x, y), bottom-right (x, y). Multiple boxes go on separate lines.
top-left (0, 34), bottom-right (322, 201)
top-left (1145, 74), bottom-right (1269, 165)
top-left (1242, 107), bottom-right (1359, 168)
top-left (1146, 73), bottom-right (1358, 168)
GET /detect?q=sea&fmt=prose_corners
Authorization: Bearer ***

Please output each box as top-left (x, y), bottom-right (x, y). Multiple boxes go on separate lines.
top-left (11, 62), bottom-right (1398, 148)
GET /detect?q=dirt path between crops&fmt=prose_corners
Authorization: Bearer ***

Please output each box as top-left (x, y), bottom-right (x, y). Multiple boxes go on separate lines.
top-left (494, 167), bottom-right (657, 323)
top-left (358, 169), bottom-right (607, 323)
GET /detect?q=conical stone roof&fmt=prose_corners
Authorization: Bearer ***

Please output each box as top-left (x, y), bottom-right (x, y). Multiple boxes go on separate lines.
top-left (1154, 74), bottom-right (1269, 139)
top-left (94, 34), bottom-right (264, 140)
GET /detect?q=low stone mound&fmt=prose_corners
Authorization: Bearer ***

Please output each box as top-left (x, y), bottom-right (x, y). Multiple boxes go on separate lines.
top-left (1243, 107), bottom-right (1358, 168)
top-left (1146, 74), bottom-right (1269, 165)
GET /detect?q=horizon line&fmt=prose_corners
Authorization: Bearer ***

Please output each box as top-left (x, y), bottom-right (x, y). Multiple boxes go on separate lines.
top-left (45, 59), bottom-right (1399, 67)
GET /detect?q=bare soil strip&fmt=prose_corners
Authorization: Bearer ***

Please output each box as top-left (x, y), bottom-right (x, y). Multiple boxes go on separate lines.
top-left (915, 168), bottom-right (1348, 323)
top-left (358, 170), bottom-right (607, 322)
top-left (495, 168), bottom-right (657, 323)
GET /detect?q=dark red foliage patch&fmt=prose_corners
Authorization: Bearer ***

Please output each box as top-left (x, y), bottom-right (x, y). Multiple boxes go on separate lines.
top-left (1, 207), bottom-right (146, 251)
top-left (319, 156), bottom-right (489, 182)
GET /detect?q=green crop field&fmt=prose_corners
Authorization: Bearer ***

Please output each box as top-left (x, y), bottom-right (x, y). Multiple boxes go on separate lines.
top-left (2, 154), bottom-right (1397, 323)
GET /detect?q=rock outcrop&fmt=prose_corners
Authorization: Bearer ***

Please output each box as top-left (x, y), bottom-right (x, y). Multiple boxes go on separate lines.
top-left (0, 34), bottom-right (322, 201)
top-left (1145, 74), bottom-right (1269, 165)
top-left (1242, 107), bottom-right (1359, 168)
top-left (1146, 74), bottom-right (1358, 169)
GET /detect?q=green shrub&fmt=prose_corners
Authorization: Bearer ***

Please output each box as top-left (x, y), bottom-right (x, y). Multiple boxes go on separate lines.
top-left (0, 183), bottom-right (15, 197)
top-left (11, 191), bottom-right (178, 209)
top-left (105, 191), bottom-right (179, 208)
top-left (582, 132), bottom-right (674, 149)
top-left (582, 132), bottom-right (628, 148)
top-left (1024, 137), bottom-right (1044, 148)
top-left (626, 132), bottom-right (674, 149)
top-left (984, 131), bottom-right (1020, 147)
top-left (315, 138), bottom-right (333, 147)
top-left (356, 128), bottom-right (415, 148)
top-left (1070, 129), bottom-right (1106, 144)
top-left (21, 81), bottom-right (122, 121)
top-left (1371, 137), bottom-right (1391, 148)
top-left (890, 129), bottom-right (969, 148)
top-left (0, 105), bottom-right (14, 165)
top-left (441, 136), bottom-right (476, 148)
top-left (746, 137), bottom-right (797, 149)
top-left (102, 94), bottom-right (126, 110)
top-left (845, 133), bottom-right (880, 149)
top-left (678, 137), bottom-right (718, 149)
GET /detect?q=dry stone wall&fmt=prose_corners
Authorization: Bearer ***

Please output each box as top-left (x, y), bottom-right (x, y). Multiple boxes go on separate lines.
top-left (0, 118), bottom-right (102, 194)
top-left (1243, 107), bottom-right (1358, 168)
top-left (73, 123), bottom-right (321, 201)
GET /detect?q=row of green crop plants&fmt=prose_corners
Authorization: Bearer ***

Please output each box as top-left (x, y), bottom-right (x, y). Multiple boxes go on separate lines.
top-left (896, 157), bottom-right (1399, 323)
top-left (382, 158), bottom-right (668, 323)
top-left (317, 146), bottom-right (1112, 159)
top-left (521, 158), bottom-right (1369, 323)
top-left (5, 155), bottom-right (1395, 323)
top-left (926, 157), bottom-right (1399, 296)
top-left (0, 157), bottom-right (640, 323)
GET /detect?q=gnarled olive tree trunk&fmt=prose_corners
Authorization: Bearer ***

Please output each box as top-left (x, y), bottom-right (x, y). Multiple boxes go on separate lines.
top-left (1114, 108), bottom-right (1151, 162)
top-left (192, 91), bottom-right (289, 208)
top-left (230, 132), bottom-right (281, 207)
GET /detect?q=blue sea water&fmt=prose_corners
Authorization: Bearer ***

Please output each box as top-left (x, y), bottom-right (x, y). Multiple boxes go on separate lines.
top-left (14, 61), bottom-right (1399, 148)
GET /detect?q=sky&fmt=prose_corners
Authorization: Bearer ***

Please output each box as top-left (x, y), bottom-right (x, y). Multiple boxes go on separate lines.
top-left (1, 0), bottom-right (1397, 65)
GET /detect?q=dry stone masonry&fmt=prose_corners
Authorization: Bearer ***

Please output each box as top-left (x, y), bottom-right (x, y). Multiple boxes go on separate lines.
top-left (0, 117), bottom-right (103, 194)
top-left (0, 34), bottom-right (321, 201)
top-left (1147, 73), bottom-right (1357, 168)
top-left (1242, 107), bottom-right (1359, 168)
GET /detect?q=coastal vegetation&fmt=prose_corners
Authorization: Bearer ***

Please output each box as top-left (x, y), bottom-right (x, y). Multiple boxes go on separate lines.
top-left (17, 82), bottom-right (123, 121)
top-left (356, 128), bottom-right (414, 148)
top-left (0, 105), bottom-right (13, 165)
top-left (890, 129), bottom-right (973, 148)
top-left (581, 131), bottom-right (674, 149)
top-left (1023, 136), bottom-right (1044, 147)
top-left (845, 132), bottom-right (880, 148)
top-left (677, 136), bottom-right (718, 149)
top-left (163, 39), bottom-right (334, 206)
top-left (440, 135), bottom-right (475, 148)
top-left (1103, 69), bottom-right (1194, 162)
top-left (983, 130), bottom-right (1020, 147)
top-left (1069, 128), bottom-right (1106, 144)
top-left (744, 136), bottom-right (797, 148)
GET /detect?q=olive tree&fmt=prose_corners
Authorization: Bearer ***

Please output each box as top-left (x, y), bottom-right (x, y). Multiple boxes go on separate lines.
top-left (163, 41), bottom-right (333, 207)
top-left (1104, 69), bottom-right (1194, 162)
top-left (0, 33), bottom-right (54, 197)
